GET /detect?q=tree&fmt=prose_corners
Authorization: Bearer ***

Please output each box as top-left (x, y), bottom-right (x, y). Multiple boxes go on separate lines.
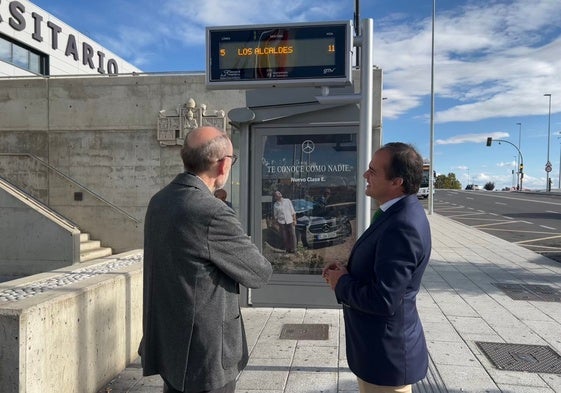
top-left (484, 182), bottom-right (495, 191)
top-left (434, 173), bottom-right (461, 189)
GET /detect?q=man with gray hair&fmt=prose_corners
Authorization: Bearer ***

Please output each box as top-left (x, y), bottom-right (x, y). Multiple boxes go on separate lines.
top-left (140, 126), bottom-right (272, 393)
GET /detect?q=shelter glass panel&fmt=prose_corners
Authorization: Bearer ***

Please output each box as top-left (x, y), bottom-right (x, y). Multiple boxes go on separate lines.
top-left (260, 133), bottom-right (357, 274)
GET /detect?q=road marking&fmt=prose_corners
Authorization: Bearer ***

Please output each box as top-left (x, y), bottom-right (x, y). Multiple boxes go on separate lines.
top-left (435, 194), bottom-right (561, 259)
top-left (481, 228), bottom-right (555, 234)
top-left (474, 221), bottom-right (522, 228)
top-left (528, 248), bottom-right (561, 253)
top-left (516, 234), bottom-right (561, 244)
top-left (455, 217), bottom-right (510, 221)
top-left (522, 244), bottom-right (561, 250)
top-left (456, 191), bottom-right (561, 206)
top-left (447, 213), bottom-right (487, 218)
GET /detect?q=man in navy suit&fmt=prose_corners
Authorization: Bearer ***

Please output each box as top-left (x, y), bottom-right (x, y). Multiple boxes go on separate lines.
top-left (323, 142), bottom-right (431, 393)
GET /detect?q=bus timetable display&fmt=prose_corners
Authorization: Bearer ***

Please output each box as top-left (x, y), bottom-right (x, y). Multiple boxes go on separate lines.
top-left (206, 21), bottom-right (352, 88)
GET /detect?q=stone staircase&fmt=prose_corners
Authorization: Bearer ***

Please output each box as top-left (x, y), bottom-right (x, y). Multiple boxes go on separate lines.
top-left (79, 233), bottom-right (113, 262)
top-left (1, 175), bottom-right (114, 266)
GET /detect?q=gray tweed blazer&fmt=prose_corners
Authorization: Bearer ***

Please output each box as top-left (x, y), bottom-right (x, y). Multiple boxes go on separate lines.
top-left (139, 172), bottom-right (272, 392)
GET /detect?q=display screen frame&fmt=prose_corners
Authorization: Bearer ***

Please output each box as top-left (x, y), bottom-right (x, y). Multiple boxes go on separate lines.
top-left (206, 20), bottom-right (353, 89)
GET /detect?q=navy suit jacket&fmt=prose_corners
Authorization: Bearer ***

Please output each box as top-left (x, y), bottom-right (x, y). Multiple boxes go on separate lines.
top-left (334, 194), bottom-right (431, 386)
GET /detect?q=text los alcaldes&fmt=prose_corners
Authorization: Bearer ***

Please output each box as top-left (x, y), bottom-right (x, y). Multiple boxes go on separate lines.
top-left (236, 46), bottom-right (294, 56)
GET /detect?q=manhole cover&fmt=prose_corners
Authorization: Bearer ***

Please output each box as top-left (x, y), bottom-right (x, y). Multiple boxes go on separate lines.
top-left (476, 342), bottom-right (561, 373)
top-left (493, 283), bottom-right (561, 302)
top-left (279, 324), bottom-right (329, 340)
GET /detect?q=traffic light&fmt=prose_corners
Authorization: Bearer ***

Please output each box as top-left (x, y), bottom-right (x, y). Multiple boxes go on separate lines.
top-left (486, 137), bottom-right (493, 146)
top-left (519, 163), bottom-right (523, 171)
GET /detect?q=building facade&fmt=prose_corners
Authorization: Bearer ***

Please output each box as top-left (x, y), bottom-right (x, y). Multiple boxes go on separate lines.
top-left (0, 0), bottom-right (140, 76)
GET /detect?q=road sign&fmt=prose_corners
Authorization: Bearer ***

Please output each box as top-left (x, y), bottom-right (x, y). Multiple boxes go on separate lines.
top-left (545, 163), bottom-right (552, 172)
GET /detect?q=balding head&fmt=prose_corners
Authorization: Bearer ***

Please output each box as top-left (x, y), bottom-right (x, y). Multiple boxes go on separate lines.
top-left (185, 126), bottom-right (224, 150)
top-left (181, 126), bottom-right (232, 174)
top-left (180, 126), bottom-right (234, 192)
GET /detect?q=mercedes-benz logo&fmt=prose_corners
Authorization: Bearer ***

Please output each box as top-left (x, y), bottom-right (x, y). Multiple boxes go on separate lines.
top-left (302, 140), bottom-right (315, 154)
top-left (322, 223), bottom-right (331, 233)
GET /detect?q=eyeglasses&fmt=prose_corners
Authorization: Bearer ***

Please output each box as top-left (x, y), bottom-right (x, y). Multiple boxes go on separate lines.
top-left (219, 154), bottom-right (238, 165)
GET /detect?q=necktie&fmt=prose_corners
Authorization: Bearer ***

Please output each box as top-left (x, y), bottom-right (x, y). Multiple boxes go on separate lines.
top-left (372, 208), bottom-right (384, 222)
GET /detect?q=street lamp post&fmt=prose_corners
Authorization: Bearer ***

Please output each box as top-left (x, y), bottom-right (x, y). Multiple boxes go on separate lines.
top-left (428, 0), bottom-right (435, 214)
top-left (545, 93), bottom-right (552, 191)
top-left (558, 132), bottom-right (561, 189)
top-left (516, 122), bottom-right (522, 190)
top-left (513, 156), bottom-right (517, 188)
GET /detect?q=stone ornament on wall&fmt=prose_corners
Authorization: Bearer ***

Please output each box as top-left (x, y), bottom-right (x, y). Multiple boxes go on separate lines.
top-left (157, 98), bottom-right (227, 146)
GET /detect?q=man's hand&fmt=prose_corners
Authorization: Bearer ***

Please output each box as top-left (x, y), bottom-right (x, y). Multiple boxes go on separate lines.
top-left (322, 262), bottom-right (348, 290)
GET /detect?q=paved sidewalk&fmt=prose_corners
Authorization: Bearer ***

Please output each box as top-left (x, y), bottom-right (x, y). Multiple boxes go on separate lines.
top-left (100, 213), bottom-right (561, 393)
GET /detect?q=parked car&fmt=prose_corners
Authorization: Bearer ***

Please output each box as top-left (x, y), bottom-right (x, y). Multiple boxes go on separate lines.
top-left (294, 201), bottom-right (354, 249)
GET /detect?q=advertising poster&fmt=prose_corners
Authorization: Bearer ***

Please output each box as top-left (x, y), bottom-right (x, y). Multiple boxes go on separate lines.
top-left (261, 133), bottom-right (357, 274)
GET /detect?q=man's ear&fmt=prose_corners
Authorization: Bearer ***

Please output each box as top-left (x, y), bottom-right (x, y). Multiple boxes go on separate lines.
top-left (392, 177), bottom-right (404, 188)
top-left (216, 158), bottom-right (228, 176)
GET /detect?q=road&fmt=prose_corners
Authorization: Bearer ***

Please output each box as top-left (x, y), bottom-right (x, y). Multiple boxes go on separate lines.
top-left (428, 190), bottom-right (561, 263)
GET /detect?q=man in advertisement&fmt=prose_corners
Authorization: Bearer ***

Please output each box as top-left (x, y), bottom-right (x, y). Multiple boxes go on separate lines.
top-left (273, 190), bottom-right (297, 253)
top-left (322, 142), bottom-right (431, 393)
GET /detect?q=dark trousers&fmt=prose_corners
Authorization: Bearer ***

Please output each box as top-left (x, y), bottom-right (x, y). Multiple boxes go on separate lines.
top-left (163, 380), bottom-right (236, 393)
top-left (279, 223), bottom-right (296, 252)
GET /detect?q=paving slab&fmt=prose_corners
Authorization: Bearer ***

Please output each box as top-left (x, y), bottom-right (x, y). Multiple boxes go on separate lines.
top-left (99, 213), bottom-right (561, 392)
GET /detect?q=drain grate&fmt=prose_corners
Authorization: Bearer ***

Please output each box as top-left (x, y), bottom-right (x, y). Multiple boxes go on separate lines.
top-left (476, 342), bottom-right (561, 374)
top-left (279, 324), bottom-right (329, 340)
top-left (493, 283), bottom-right (561, 302)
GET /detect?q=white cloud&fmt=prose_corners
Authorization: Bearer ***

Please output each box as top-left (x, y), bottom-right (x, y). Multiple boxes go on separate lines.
top-left (81, 0), bottom-right (561, 126)
top-left (160, 0), bottom-right (347, 44)
top-left (377, 0), bottom-right (561, 122)
top-left (497, 161), bottom-right (516, 168)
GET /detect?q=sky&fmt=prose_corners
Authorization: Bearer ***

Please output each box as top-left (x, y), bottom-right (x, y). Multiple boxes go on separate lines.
top-left (31, 0), bottom-right (561, 191)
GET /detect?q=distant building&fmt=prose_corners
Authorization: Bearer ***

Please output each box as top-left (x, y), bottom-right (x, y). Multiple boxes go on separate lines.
top-left (0, 0), bottom-right (140, 77)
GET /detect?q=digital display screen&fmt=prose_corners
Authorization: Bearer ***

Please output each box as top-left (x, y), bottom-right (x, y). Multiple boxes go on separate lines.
top-left (206, 21), bottom-right (351, 88)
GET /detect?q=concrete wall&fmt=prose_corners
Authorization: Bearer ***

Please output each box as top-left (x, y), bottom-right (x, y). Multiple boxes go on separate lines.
top-left (0, 73), bottom-right (246, 253)
top-left (0, 250), bottom-right (143, 393)
top-left (0, 176), bottom-right (81, 276)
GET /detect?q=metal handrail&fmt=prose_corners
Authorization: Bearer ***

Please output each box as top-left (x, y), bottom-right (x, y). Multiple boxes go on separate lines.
top-left (0, 153), bottom-right (141, 224)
